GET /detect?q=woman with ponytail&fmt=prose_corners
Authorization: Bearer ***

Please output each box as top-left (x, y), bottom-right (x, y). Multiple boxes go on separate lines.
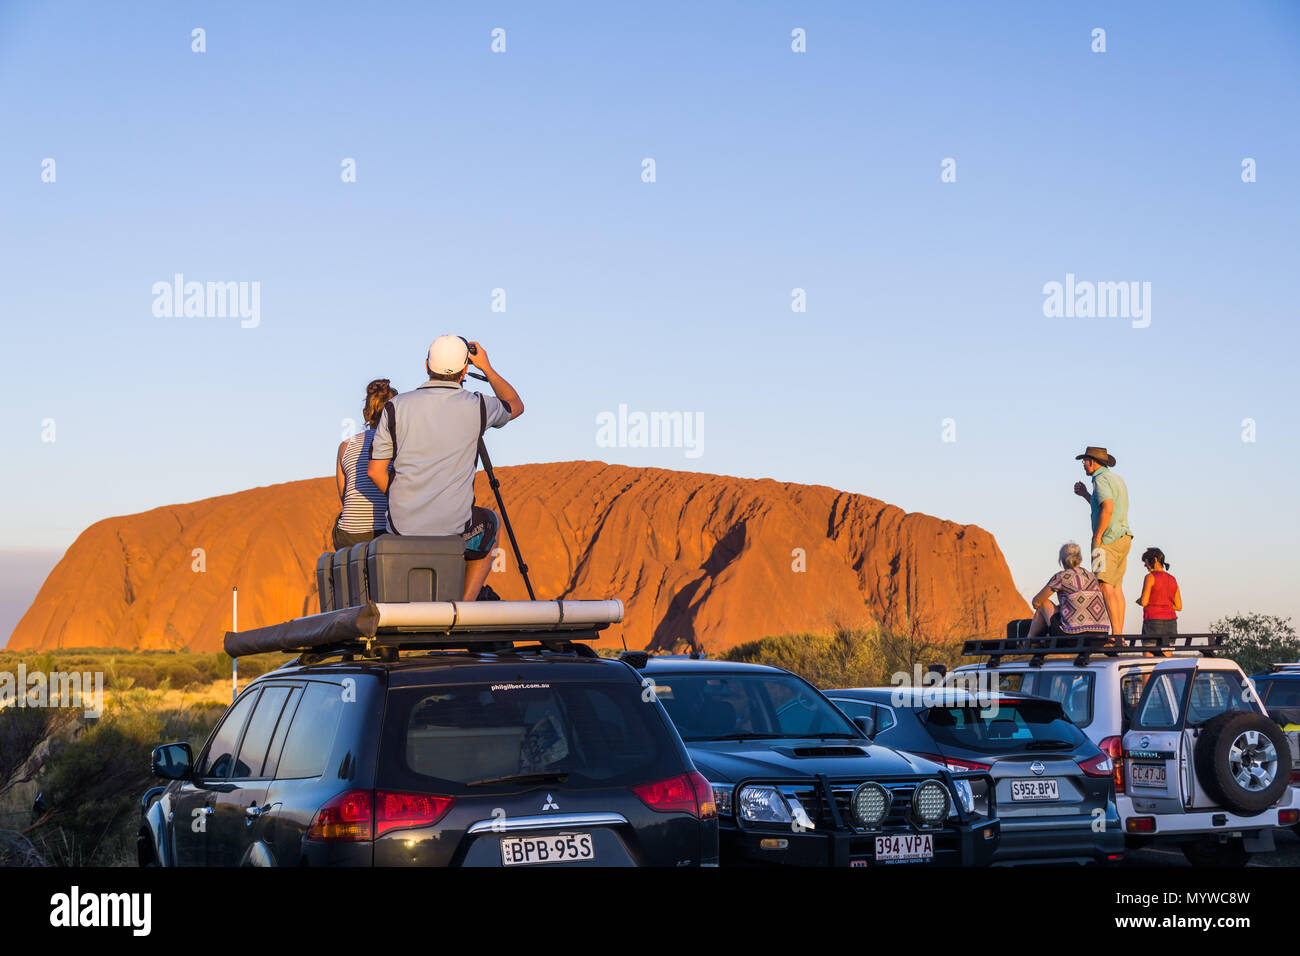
top-left (332, 378), bottom-right (398, 549)
top-left (1136, 547), bottom-right (1181, 637)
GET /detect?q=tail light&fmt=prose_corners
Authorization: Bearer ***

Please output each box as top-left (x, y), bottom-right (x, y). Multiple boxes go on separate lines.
top-left (308, 789), bottom-right (455, 840)
top-left (1126, 816), bottom-right (1156, 833)
top-left (915, 752), bottom-right (991, 773)
top-left (1279, 809), bottom-right (1299, 826)
top-left (1291, 770), bottom-right (1300, 785)
top-left (1099, 736), bottom-right (1125, 793)
top-left (1078, 751), bottom-right (1115, 778)
top-left (307, 789), bottom-right (373, 841)
top-left (632, 771), bottom-right (717, 819)
top-left (376, 791), bottom-right (455, 837)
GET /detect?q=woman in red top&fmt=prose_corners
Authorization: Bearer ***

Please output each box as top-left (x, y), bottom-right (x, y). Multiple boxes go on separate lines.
top-left (1136, 547), bottom-right (1181, 637)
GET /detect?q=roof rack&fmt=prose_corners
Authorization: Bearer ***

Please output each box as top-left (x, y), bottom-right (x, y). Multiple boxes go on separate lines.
top-left (223, 599), bottom-right (623, 659)
top-left (1269, 662), bottom-right (1300, 672)
top-left (960, 632), bottom-right (1228, 668)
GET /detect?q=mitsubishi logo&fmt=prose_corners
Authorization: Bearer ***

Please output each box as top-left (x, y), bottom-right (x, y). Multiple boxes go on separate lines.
top-left (1030, 761), bottom-right (1046, 776)
top-left (542, 794), bottom-right (559, 811)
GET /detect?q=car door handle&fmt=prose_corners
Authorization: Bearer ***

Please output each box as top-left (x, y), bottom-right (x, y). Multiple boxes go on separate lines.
top-left (245, 804), bottom-right (264, 819)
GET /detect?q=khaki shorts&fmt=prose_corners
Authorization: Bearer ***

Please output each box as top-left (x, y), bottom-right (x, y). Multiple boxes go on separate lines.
top-left (1092, 534), bottom-right (1131, 586)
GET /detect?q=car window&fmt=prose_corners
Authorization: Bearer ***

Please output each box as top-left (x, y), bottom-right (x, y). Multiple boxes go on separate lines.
top-left (653, 674), bottom-right (858, 740)
top-left (198, 690), bottom-right (259, 778)
top-left (1120, 671), bottom-right (1153, 730)
top-left (1263, 681), bottom-right (1300, 709)
top-left (277, 681), bottom-right (347, 779)
top-left (924, 699), bottom-right (1085, 753)
top-left (232, 685), bottom-right (292, 779)
top-left (873, 705), bottom-right (896, 733)
top-left (1022, 671), bottom-right (1094, 726)
top-left (379, 680), bottom-right (680, 793)
top-left (831, 698), bottom-right (875, 720)
top-left (261, 686), bottom-right (302, 779)
top-left (1186, 671), bottom-right (1250, 726)
top-left (1134, 671), bottom-right (1190, 730)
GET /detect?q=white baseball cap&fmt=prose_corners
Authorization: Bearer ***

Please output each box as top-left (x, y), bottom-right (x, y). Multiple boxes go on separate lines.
top-left (427, 335), bottom-right (469, 375)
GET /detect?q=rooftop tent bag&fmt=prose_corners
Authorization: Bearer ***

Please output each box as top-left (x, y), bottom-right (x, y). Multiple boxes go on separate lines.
top-left (347, 542), bottom-right (370, 606)
top-left (315, 552), bottom-right (335, 613)
top-left (367, 535), bottom-right (465, 603)
top-left (332, 548), bottom-right (351, 608)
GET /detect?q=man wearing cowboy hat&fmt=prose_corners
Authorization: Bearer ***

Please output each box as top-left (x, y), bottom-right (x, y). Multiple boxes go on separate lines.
top-left (1072, 446), bottom-right (1132, 634)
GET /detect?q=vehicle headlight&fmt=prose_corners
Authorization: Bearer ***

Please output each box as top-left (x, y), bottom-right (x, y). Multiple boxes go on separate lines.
top-left (911, 780), bottom-right (951, 826)
top-left (952, 779), bottom-right (975, 816)
top-left (710, 783), bottom-right (734, 816)
top-left (737, 785), bottom-right (793, 824)
top-left (851, 782), bottom-right (890, 829)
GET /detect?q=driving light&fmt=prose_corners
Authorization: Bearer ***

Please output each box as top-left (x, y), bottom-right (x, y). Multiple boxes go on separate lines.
top-left (851, 782), bottom-right (890, 829)
top-left (911, 780), bottom-right (950, 826)
top-left (737, 785), bottom-right (793, 824)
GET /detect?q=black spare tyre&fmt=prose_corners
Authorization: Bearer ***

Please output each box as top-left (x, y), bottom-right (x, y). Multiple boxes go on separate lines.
top-left (1193, 710), bottom-right (1292, 814)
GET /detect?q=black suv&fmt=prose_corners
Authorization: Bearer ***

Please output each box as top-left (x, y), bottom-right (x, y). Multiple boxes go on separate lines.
top-left (632, 656), bottom-right (1000, 867)
top-left (140, 633), bottom-right (718, 866)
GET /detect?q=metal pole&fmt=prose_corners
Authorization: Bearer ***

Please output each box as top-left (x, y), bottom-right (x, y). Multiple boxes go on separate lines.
top-left (231, 586), bottom-right (238, 702)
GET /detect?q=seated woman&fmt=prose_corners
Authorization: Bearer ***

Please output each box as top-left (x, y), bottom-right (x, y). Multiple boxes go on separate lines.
top-left (332, 378), bottom-right (398, 550)
top-left (1027, 541), bottom-right (1112, 637)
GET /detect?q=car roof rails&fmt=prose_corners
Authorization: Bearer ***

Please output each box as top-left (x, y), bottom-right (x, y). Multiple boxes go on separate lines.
top-left (1269, 662), bottom-right (1300, 672)
top-left (224, 599), bottom-right (623, 662)
top-left (959, 632), bottom-right (1228, 668)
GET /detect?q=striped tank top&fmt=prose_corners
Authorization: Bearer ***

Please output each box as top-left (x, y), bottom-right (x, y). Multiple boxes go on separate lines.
top-left (336, 430), bottom-right (387, 533)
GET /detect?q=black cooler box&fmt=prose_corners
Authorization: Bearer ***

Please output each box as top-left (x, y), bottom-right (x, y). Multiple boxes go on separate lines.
top-left (315, 552), bottom-right (335, 613)
top-left (347, 542), bottom-right (370, 605)
top-left (366, 535), bottom-right (465, 603)
top-left (331, 548), bottom-right (351, 608)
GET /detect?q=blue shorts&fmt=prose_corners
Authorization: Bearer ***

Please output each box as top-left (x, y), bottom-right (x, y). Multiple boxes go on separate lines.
top-left (463, 506), bottom-right (499, 560)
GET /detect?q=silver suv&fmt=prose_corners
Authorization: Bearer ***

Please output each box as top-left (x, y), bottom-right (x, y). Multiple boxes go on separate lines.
top-left (949, 633), bottom-right (1299, 866)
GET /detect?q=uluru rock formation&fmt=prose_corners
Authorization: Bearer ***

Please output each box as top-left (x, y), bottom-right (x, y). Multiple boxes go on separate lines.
top-left (6, 461), bottom-right (1027, 654)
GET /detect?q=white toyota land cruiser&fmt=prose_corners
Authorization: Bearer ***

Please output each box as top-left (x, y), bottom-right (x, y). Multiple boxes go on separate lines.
top-left (949, 633), bottom-right (1299, 866)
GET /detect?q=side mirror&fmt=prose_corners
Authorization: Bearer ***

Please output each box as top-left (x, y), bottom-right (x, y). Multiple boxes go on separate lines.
top-left (854, 715), bottom-right (877, 739)
top-left (151, 742), bottom-right (194, 780)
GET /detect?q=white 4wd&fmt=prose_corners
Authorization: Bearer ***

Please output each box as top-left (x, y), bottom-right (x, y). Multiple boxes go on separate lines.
top-left (1123, 657), bottom-right (1296, 864)
top-left (950, 633), bottom-right (1300, 866)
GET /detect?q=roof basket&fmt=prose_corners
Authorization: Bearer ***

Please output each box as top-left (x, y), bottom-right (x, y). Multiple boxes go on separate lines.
top-left (223, 599), bottom-right (623, 659)
top-left (960, 632), bottom-right (1228, 668)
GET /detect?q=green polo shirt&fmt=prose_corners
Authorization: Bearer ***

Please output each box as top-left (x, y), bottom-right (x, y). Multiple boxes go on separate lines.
top-left (1090, 466), bottom-right (1131, 544)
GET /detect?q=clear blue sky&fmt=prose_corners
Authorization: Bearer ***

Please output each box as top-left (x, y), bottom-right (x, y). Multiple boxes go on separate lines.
top-left (2, 0), bottom-right (1298, 642)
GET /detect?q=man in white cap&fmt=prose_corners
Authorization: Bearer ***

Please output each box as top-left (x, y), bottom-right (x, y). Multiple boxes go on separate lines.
top-left (367, 336), bottom-right (524, 600)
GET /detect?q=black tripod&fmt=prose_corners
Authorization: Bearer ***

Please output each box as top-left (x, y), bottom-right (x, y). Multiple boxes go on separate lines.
top-left (476, 437), bottom-right (536, 600)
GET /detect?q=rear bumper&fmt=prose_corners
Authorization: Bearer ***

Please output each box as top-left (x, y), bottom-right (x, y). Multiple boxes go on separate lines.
top-left (992, 813), bottom-right (1124, 865)
top-left (719, 818), bottom-right (1000, 867)
top-left (1118, 788), bottom-right (1300, 841)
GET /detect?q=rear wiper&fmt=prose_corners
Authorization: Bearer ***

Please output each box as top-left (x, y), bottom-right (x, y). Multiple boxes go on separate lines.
top-left (467, 771), bottom-right (569, 788)
top-left (1023, 740), bottom-right (1072, 750)
top-left (684, 733), bottom-right (786, 741)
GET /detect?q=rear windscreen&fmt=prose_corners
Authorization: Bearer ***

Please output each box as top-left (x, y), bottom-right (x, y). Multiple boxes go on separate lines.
top-left (923, 700), bottom-right (1086, 753)
top-left (378, 680), bottom-right (682, 794)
